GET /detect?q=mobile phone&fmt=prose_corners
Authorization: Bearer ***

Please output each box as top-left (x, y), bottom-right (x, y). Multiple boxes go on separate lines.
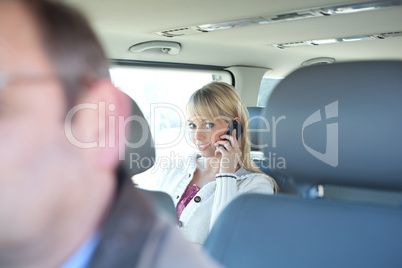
top-left (220, 120), bottom-right (242, 147)
top-left (226, 120), bottom-right (242, 140)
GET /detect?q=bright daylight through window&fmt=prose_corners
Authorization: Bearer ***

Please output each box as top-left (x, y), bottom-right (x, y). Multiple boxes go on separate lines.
top-left (257, 77), bottom-right (282, 107)
top-left (110, 66), bottom-right (232, 188)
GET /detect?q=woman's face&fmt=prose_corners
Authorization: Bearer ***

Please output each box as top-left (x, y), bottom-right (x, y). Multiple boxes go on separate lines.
top-left (187, 117), bottom-right (230, 157)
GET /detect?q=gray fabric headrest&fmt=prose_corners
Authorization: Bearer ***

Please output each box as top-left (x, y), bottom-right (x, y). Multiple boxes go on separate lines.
top-left (261, 61), bottom-right (402, 191)
top-left (247, 107), bottom-right (265, 152)
top-left (122, 98), bottom-right (155, 176)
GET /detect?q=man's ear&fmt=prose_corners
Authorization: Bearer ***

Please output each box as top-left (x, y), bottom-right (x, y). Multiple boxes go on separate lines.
top-left (72, 79), bottom-right (131, 170)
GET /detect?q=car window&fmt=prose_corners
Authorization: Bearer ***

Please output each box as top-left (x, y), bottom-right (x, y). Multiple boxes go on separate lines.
top-left (109, 65), bottom-right (232, 188)
top-left (257, 77), bottom-right (282, 107)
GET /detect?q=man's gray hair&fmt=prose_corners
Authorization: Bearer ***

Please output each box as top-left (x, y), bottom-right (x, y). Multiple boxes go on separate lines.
top-left (23, 0), bottom-right (110, 107)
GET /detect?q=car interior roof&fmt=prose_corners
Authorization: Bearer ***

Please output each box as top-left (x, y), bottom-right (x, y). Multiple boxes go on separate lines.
top-left (61, 0), bottom-right (402, 78)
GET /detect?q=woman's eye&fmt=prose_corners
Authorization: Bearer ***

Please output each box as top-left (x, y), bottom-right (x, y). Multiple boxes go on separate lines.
top-left (206, 123), bottom-right (215, 129)
top-left (188, 123), bottom-right (196, 129)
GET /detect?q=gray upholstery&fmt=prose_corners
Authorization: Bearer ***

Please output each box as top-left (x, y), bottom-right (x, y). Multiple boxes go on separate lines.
top-left (119, 98), bottom-right (177, 219)
top-left (261, 61), bottom-right (402, 191)
top-left (205, 193), bottom-right (402, 268)
top-left (323, 185), bottom-right (402, 206)
top-left (247, 106), bottom-right (299, 194)
top-left (247, 106), bottom-right (266, 152)
top-left (136, 188), bottom-right (177, 220)
top-left (122, 98), bottom-right (155, 176)
top-left (204, 61), bottom-right (402, 268)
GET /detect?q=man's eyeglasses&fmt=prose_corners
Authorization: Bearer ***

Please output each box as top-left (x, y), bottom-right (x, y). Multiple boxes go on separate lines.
top-left (0, 72), bottom-right (58, 91)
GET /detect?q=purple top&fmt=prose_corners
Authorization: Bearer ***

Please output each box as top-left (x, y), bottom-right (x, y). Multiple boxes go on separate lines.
top-left (176, 184), bottom-right (200, 222)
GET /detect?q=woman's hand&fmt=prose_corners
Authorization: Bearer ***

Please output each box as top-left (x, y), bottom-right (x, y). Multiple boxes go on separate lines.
top-left (214, 129), bottom-right (242, 174)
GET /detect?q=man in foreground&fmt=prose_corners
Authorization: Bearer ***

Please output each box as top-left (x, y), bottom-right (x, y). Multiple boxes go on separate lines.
top-left (0, 0), bottom-right (219, 267)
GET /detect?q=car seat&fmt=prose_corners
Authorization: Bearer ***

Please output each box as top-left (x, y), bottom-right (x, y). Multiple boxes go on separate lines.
top-left (204, 61), bottom-right (402, 268)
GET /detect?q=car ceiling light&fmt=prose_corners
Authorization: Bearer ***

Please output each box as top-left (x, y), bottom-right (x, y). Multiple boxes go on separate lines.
top-left (271, 31), bottom-right (402, 49)
top-left (155, 0), bottom-right (402, 37)
top-left (129, 41), bottom-right (181, 55)
top-left (301, 57), bottom-right (336, 66)
top-left (197, 17), bottom-right (265, 32)
top-left (341, 35), bottom-right (374, 42)
top-left (321, 0), bottom-right (401, 15)
top-left (311, 38), bottom-right (339, 45)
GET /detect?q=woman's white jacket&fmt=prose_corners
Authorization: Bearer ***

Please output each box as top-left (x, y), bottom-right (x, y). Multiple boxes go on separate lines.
top-left (156, 154), bottom-right (275, 246)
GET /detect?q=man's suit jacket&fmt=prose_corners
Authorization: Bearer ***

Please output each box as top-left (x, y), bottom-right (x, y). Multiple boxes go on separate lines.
top-left (87, 167), bottom-right (220, 268)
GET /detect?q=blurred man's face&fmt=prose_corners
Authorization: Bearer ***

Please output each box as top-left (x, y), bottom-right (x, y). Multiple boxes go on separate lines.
top-left (0, 1), bottom-right (91, 248)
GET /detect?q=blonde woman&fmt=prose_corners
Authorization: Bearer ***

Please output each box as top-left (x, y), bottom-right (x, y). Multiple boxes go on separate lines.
top-left (157, 82), bottom-right (277, 246)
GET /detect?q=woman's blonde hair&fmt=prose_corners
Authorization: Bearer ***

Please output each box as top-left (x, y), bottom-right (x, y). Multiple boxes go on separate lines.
top-left (186, 82), bottom-right (278, 192)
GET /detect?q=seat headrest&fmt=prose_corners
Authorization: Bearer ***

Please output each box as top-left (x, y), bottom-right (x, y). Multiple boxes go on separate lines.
top-left (247, 107), bottom-right (265, 152)
top-left (121, 98), bottom-right (155, 176)
top-left (261, 61), bottom-right (402, 191)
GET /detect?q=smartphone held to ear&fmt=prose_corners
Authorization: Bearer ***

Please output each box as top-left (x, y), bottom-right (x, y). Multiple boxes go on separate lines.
top-left (219, 120), bottom-right (242, 148)
top-left (226, 120), bottom-right (242, 140)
